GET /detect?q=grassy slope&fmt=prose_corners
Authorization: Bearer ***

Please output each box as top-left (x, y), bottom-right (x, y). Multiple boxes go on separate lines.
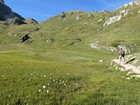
top-left (0, 5), bottom-right (139, 50)
top-left (90, 5), bottom-right (140, 47)
top-left (0, 45), bottom-right (140, 105)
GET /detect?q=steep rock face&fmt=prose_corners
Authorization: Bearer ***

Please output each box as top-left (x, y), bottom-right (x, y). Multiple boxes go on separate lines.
top-left (0, 0), bottom-right (25, 25)
top-left (0, 0), bottom-right (4, 4)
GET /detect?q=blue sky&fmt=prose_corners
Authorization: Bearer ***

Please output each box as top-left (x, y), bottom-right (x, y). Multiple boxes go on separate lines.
top-left (5, 0), bottom-right (133, 22)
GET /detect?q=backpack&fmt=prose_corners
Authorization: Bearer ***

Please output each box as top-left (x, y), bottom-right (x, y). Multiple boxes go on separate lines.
top-left (121, 50), bottom-right (125, 55)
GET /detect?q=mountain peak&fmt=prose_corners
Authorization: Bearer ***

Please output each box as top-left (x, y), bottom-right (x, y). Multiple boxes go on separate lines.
top-left (0, 0), bottom-right (4, 4)
top-left (0, 0), bottom-right (38, 25)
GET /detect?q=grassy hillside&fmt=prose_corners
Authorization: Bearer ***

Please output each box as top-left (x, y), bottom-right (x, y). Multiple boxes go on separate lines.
top-left (0, 2), bottom-right (140, 105)
top-left (0, 4), bottom-right (140, 51)
top-left (0, 45), bottom-right (140, 105)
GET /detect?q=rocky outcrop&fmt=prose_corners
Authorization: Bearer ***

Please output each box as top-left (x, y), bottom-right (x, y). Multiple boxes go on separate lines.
top-left (120, 1), bottom-right (140, 8)
top-left (103, 15), bottom-right (122, 26)
top-left (0, 0), bottom-right (25, 25)
top-left (102, 1), bottom-right (140, 28)
top-left (90, 42), bottom-right (117, 52)
top-left (5, 17), bottom-right (25, 25)
top-left (24, 18), bottom-right (38, 24)
top-left (0, 0), bottom-right (38, 25)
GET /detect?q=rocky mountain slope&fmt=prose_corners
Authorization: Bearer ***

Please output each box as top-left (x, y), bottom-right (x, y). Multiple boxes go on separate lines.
top-left (0, 0), bottom-right (37, 25)
top-left (38, 1), bottom-right (140, 52)
top-left (0, 0), bottom-right (139, 53)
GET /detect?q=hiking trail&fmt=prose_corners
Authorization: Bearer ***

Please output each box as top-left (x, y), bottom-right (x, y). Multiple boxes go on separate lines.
top-left (113, 59), bottom-right (140, 74)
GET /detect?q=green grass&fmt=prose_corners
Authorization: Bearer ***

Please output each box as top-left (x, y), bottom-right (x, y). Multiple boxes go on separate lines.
top-left (0, 45), bottom-right (140, 105)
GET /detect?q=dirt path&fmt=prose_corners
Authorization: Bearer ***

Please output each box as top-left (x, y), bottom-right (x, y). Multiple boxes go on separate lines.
top-left (113, 59), bottom-right (140, 74)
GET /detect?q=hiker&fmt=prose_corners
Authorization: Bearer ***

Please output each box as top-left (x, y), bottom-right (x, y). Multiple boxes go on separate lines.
top-left (118, 48), bottom-right (125, 64)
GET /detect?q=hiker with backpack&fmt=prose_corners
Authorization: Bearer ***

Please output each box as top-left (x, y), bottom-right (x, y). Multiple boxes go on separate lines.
top-left (118, 48), bottom-right (125, 64)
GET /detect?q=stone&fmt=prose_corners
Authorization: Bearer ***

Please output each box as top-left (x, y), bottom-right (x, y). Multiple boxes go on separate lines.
top-left (76, 16), bottom-right (80, 20)
top-left (99, 60), bottom-right (104, 63)
top-left (5, 17), bottom-right (25, 25)
top-left (103, 15), bottom-right (122, 26)
top-left (24, 18), bottom-right (38, 24)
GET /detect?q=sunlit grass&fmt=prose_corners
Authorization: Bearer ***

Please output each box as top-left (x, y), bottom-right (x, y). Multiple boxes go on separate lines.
top-left (0, 45), bottom-right (140, 105)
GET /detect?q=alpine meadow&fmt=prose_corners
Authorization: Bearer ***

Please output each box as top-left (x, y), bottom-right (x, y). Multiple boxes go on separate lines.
top-left (0, 0), bottom-right (140, 105)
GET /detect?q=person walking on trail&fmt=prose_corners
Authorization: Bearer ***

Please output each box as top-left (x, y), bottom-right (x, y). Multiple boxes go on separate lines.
top-left (118, 48), bottom-right (125, 64)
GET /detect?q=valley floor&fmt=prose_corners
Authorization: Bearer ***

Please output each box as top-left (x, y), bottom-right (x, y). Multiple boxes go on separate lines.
top-left (0, 45), bottom-right (140, 105)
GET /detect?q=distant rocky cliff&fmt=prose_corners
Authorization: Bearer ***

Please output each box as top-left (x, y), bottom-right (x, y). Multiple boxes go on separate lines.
top-left (0, 0), bottom-right (37, 25)
top-left (0, 0), bottom-right (4, 4)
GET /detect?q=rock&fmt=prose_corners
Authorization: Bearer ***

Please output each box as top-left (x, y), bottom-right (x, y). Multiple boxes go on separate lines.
top-left (123, 12), bottom-right (128, 17)
top-left (90, 42), bottom-right (100, 49)
top-left (103, 15), bottom-right (122, 26)
top-left (130, 75), bottom-right (140, 78)
top-left (120, 67), bottom-right (125, 71)
top-left (5, 17), bottom-right (25, 25)
top-left (98, 18), bottom-right (103, 22)
top-left (0, 0), bottom-right (4, 4)
top-left (127, 77), bottom-right (131, 80)
top-left (99, 60), bottom-right (104, 63)
top-left (21, 34), bottom-right (30, 43)
top-left (120, 10), bottom-right (129, 17)
top-left (120, 10), bottom-right (126, 14)
top-left (76, 16), bottom-right (80, 20)
top-left (47, 38), bottom-right (54, 44)
top-left (24, 18), bottom-right (38, 24)
top-left (138, 10), bottom-right (140, 14)
top-left (88, 13), bottom-right (92, 17)
top-left (120, 1), bottom-right (140, 9)
top-left (58, 12), bottom-right (67, 20)
top-left (128, 2), bottom-right (134, 6)
top-left (101, 10), bottom-right (111, 14)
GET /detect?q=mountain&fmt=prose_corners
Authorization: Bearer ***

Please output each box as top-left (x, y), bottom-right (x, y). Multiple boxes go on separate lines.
top-left (0, 0), bottom-right (37, 25)
top-left (0, 0), bottom-right (4, 4)
top-left (0, 1), bottom-right (140, 52)
top-left (34, 1), bottom-right (139, 52)
top-left (0, 0), bottom-right (25, 25)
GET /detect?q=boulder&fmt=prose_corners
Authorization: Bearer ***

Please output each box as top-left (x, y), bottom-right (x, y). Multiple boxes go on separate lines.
top-left (99, 60), bottom-right (104, 63)
top-left (76, 16), bottom-right (80, 20)
top-left (24, 18), bottom-right (38, 24)
top-left (21, 34), bottom-right (30, 43)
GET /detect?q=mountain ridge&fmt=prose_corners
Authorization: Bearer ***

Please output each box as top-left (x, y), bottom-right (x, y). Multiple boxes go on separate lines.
top-left (0, 0), bottom-right (140, 53)
top-left (0, 0), bottom-right (37, 25)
